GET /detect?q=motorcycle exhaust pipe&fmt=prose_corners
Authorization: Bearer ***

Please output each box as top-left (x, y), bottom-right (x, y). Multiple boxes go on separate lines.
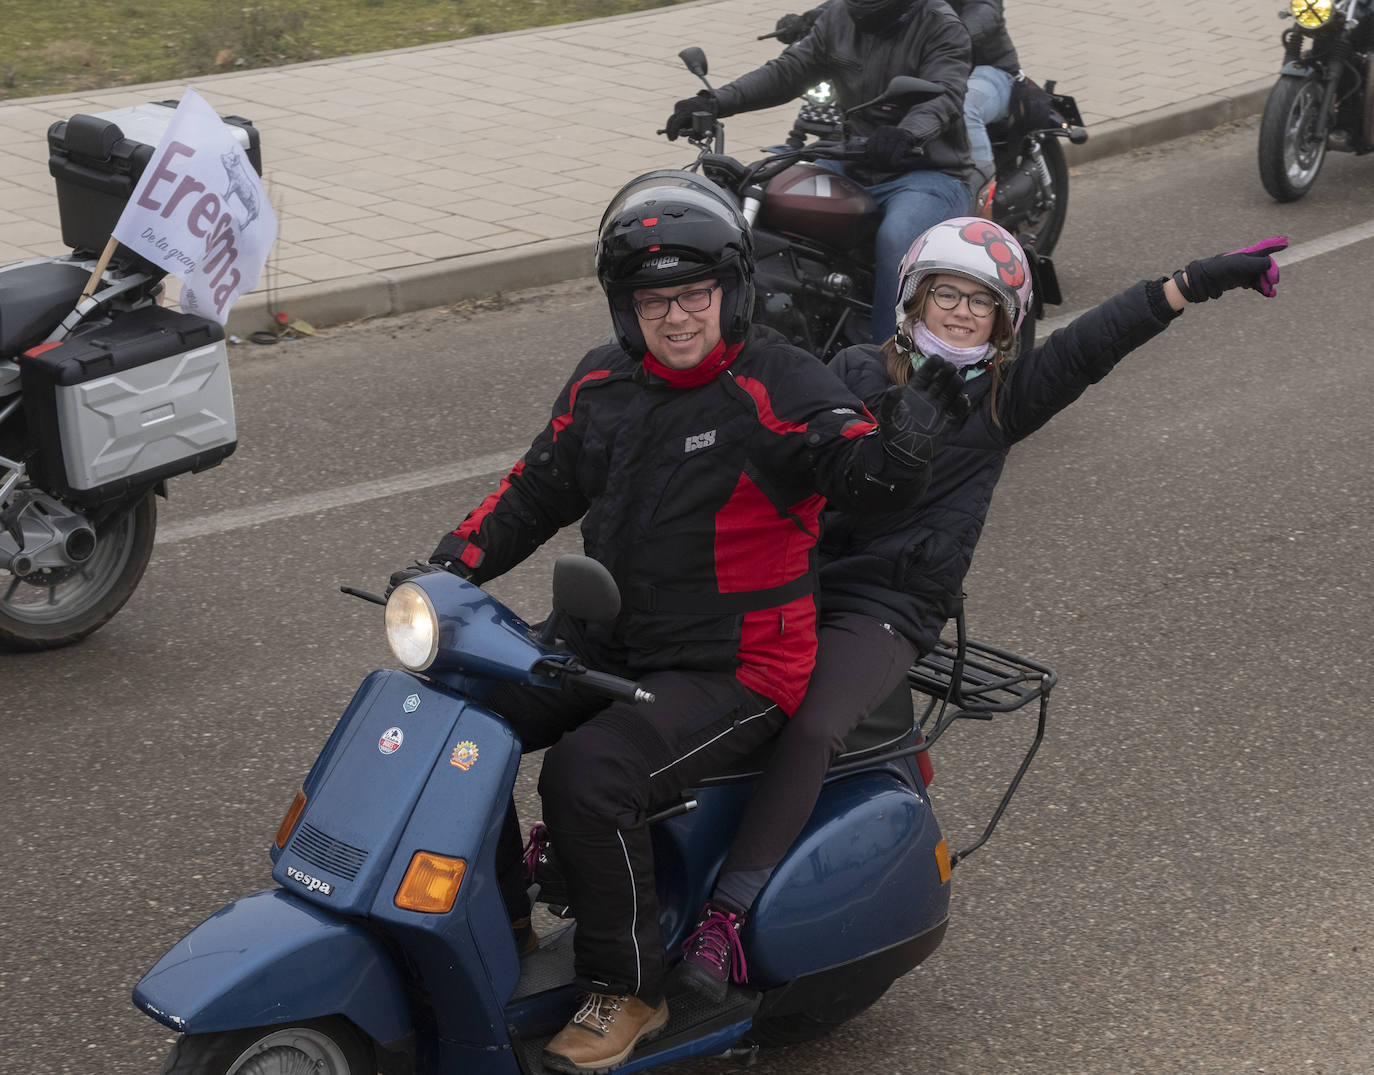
top-left (62, 521), bottom-right (97, 562)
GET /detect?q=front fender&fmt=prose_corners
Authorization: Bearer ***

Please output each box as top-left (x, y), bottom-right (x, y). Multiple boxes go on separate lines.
top-left (133, 888), bottom-right (411, 1046)
top-left (1279, 60), bottom-right (1319, 78)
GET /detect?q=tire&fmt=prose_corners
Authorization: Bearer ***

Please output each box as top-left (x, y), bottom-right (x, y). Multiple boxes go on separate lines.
top-left (997, 136), bottom-right (1070, 258)
top-left (160, 1017), bottom-right (375, 1075)
top-left (0, 490), bottom-right (157, 651)
top-left (1258, 74), bottom-right (1328, 202)
top-left (747, 974), bottom-right (895, 1048)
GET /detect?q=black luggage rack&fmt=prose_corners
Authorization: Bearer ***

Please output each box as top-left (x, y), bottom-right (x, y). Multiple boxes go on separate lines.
top-left (907, 606), bottom-right (1057, 866)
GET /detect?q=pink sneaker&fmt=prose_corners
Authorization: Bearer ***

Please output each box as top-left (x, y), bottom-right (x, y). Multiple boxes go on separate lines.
top-left (675, 903), bottom-right (747, 1001)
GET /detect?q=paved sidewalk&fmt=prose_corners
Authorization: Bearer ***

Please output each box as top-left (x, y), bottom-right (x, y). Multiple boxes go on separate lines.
top-left (0, 0), bottom-right (1278, 336)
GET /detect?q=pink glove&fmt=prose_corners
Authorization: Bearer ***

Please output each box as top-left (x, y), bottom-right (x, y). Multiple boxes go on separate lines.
top-left (1176, 236), bottom-right (1287, 301)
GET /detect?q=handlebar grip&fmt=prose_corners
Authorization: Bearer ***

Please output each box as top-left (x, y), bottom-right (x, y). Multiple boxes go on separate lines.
top-left (576, 668), bottom-right (656, 704)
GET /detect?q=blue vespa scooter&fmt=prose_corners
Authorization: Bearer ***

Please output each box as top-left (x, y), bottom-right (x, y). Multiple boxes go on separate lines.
top-left (133, 555), bottom-right (1053, 1075)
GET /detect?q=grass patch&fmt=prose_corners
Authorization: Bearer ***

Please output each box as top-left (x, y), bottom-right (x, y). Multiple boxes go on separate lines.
top-left (1, 0), bottom-right (687, 100)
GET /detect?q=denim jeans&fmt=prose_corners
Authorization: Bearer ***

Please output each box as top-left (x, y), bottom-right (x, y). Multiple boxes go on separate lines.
top-left (823, 164), bottom-right (971, 342)
top-left (965, 65), bottom-right (1016, 167)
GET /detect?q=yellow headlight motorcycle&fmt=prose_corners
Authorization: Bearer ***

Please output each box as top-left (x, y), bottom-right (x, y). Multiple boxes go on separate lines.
top-left (1258, 0), bottom-right (1374, 201)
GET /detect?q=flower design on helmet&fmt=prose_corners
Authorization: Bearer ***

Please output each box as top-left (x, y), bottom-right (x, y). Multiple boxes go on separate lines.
top-left (895, 216), bottom-right (1033, 333)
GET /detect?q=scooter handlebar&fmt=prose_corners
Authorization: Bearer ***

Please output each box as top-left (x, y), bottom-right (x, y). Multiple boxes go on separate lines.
top-left (575, 668), bottom-right (656, 704)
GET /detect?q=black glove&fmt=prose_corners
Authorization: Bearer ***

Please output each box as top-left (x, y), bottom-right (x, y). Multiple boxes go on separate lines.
top-left (774, 10), bottom-right (815, 43)
top-left (665, 90), bottom-right (720, 141)
top-left (428, 531), bottom-right (478, 576)
top-left (876, 358), bottom-right (968, 470)
top-left (864, 125), bottom-right (920, 170)
top-left (385, 561), bottom-right (447, 600)
top-left (1174, 237), bottom-right (1287, 302)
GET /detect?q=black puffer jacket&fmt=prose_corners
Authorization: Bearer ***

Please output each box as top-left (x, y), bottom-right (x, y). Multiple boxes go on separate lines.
top-left (947, 0), bottom-right (1019, 73)
top-left (439, 325), bottom-right (926, 714)
top-left (712, 0), bottom-right (973, 180)
top-left (818, 279), bottom-right (1180, 654)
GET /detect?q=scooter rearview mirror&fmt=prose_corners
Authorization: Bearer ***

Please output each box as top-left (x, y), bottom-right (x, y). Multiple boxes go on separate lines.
top-left (551, 554), bottom-right (621, 625)
top-left (679, 47), bottom-right (710, 83)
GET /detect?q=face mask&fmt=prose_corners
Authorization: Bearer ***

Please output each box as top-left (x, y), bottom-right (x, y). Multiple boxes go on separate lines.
top-left (906, 320), bottom-right (993, 369)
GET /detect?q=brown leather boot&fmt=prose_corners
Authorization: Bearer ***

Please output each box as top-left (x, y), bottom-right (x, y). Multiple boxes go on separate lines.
top-left (543, 993), bottom-right (669, 1074)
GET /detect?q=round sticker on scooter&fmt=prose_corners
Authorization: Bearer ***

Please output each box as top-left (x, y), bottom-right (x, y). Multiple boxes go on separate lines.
top-left (379, 727), bottom-right (404, 755)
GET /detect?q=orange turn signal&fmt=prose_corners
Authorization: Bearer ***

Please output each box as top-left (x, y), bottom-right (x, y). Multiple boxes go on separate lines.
top-left (275, 789), bottom-right (307, 849)
top-left (934, 839), bottom-right (951, 885)
top-left (395, 851), bottom-right (467, 913)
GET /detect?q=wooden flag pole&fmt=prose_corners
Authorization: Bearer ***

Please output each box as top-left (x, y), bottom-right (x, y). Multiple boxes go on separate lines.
top-left (79, 235), bottom-right (120, 302)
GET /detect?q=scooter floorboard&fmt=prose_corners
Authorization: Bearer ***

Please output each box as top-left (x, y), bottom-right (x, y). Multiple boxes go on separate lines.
top-left (513, 924), bottom-right (760, 1073)
top-left (518, 988), bottom-right (759, 1075)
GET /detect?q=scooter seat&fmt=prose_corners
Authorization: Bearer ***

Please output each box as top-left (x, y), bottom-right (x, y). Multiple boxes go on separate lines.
top-left (0, 261), bottom-right (90, 357)
top-left (694, 683), bottom-right (914, 787)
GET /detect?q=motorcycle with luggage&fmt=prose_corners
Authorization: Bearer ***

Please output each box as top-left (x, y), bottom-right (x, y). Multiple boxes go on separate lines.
top-left (1257, 0), bottom-right (1374, 201)
top-left (664, 47), bottom-right (1073, 360)
top-left (0, 103), bottom-right (257, 649)
top-left (132, 554), bottom-right (1053, 1075)
top-left (760, 23), bottom-right (1088, 260)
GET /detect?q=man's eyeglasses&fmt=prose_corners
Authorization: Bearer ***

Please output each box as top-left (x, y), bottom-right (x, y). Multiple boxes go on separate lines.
top-left (928, 284), bottom-right (998, 319)
top-left (633, 285), bottom-right (720, 320)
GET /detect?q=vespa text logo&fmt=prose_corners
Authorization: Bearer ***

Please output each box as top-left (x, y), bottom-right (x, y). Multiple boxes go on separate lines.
top-left (403, 694), bottom-right (420, 714)
top-left (379, 727), bottom-right (404, 755)
top-left (285, 866), bottom-right (333, 896)
top-left (684, 430), bottom-right (716, 454)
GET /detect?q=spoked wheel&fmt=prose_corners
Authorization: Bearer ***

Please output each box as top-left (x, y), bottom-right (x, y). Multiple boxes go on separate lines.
top-left (160, 1017), bottom-right (375, 1075)
top-left (0, 490), bottom-right (157, 650)
top-left (1258, 74), bottom-right (1328, 202)
top-left (996, 136), bottom-right (1070, 258)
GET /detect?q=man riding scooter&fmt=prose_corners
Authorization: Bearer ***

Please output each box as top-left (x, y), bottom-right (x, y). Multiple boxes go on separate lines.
top-left (409, 170), bottom-right (968, 1073)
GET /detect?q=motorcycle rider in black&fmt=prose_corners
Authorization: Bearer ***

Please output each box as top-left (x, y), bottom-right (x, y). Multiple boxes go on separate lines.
top-left (671, 216), bottom-right (1288, 999)
top-left (770, 0), bottom-right (1021, 197)
top-left (666, 0), bottom-right (974, 344)
top-left (412, 170), bottom-right (967, 1074)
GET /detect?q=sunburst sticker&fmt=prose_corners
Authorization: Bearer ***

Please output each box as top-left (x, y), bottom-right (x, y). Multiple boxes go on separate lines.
top-left (449, 740), bottom-right (479, 771)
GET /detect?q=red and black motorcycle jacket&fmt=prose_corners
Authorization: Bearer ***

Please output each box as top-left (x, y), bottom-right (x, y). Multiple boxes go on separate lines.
top-left (818, 279), bottom-right (1181, 655)
top-left (437, 325), bottom-right (926, 714)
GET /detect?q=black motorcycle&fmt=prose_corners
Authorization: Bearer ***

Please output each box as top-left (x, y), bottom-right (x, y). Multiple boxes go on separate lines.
top-left (770, 56), bottom-right (1086, 259)
top-left (1258, 0), bottom-right (1374, 201)
top-left (666, 48), bottom-right (1065, 360)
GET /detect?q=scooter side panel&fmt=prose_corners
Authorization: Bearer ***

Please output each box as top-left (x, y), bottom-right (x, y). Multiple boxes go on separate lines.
top-left (271, 670), bottom-right (475, 917)
top-left (131, 888), bottom-right (411, 1045)
top-left (743, 773), bottom-right (949, 985)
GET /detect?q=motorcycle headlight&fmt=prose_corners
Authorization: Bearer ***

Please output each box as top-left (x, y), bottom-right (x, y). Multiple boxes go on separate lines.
top-left (386, 583), bottom-right (439, 670)
top-left (803, 81), bottom-right (835, 106)
top-left (1291, 0), bottom-right (1333, 28)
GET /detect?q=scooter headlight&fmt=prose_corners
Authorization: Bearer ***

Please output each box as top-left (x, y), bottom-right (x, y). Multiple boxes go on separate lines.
top-left (385, 583), bottom-right (439, 670)
top-left (1291, 0), bottom-right (1333, 28)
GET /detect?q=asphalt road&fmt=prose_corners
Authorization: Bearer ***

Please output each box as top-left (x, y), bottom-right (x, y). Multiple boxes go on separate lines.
top-left (3, 116), bottom-right (1372, 1074)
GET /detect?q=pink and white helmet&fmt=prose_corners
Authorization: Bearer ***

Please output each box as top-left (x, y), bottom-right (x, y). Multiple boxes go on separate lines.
top-left (895, 217), bottom-right (1033, 333)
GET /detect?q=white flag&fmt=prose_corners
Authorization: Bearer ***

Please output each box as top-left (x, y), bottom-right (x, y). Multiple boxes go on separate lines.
top-left (112, 87), bottom-right (278, 325)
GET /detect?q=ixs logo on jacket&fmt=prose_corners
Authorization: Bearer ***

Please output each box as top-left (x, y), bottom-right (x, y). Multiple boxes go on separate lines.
top-left (285, 866), bottom-right (333, 896)
top-left (684, 429), bottom-right (716, 454)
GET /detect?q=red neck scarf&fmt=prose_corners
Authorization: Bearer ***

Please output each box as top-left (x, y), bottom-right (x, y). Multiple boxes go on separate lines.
top-left (643, 339), bottom-right (744, 389)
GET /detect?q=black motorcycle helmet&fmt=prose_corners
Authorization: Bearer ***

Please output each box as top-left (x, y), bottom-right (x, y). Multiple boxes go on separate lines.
top-left (596, 170), bottom-right (755, 356)
top-left (843, 0), bottom-right (913, 33)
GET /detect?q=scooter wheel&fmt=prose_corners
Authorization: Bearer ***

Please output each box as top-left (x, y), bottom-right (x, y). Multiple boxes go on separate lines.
top-left (159, 1016), bottom-right (374, 1075)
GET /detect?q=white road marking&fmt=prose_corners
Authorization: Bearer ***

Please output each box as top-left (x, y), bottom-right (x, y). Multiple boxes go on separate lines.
top-left (159, 222), bottom-right (1374, 545)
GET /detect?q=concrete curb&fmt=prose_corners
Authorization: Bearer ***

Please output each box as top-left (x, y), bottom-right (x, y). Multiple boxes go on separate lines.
top-left (227, 79), bottom-right (1275, 338)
